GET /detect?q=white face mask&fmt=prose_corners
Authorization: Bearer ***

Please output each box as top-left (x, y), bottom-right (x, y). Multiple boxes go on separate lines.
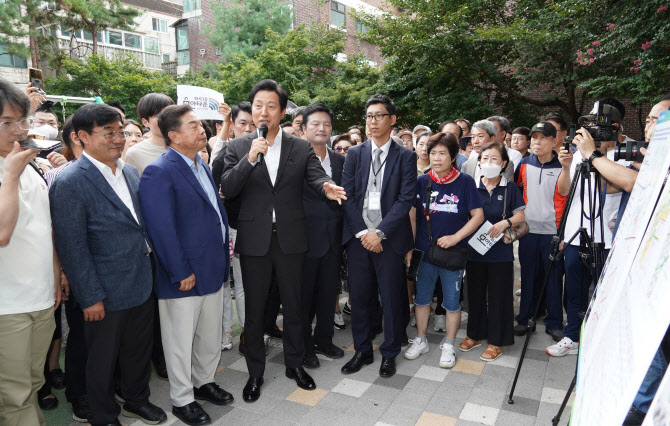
top-left (30, 124), bottom-right (59, 140)
top-left (480, 162), bottom-right (502, 178)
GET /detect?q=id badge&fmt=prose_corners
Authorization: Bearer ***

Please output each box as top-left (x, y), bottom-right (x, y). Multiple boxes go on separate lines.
top-left (368, 191), bottom-right (381, 211)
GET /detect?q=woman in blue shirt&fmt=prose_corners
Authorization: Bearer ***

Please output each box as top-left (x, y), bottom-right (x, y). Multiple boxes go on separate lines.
top-left (405, 133), bottom-right (484, 369)
top-left (459, 142), bottom-right (526, 362)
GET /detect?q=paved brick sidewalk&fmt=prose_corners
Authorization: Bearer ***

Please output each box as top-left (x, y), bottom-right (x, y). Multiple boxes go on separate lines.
top-left (52, 259), bottom-right (577, 425)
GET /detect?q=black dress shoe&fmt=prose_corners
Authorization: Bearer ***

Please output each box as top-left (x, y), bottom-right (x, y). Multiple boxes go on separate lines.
top-left (545, 328), bottom-right (564, 342)
top-left (38, 393), bottom-right (58, 410)
top-left (267, 325), bottom-right (283, 339)
top-left (314, 342), bottom-right (344, 359)
top-left (172, 401), bottom-right (211, 426)
top-left (71, 395), bottom-right (91, 423)
top-left (153, 356), bottom-right (168, 381)
top-left (122, 402), bottom-right (168, 424)
top-left (285, 367), bottom-right (316, 390)
top-left (49, 368), bottom-right (66, 389)
top-left (243, 377), bottom-right (264, 403)
top-left (341, 351), bottom-right (374, 374)
top-left (302, 352), bottom-right (320, 369)
top-left (513, 323), bottom-right (536, 336)
top-left (194, 382), bottom-right (234, 406)
top-left (379, 357), bottom-right (396, 378)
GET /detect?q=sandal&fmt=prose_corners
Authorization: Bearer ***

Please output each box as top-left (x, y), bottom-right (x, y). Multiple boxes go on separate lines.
top-left (480, 344), bottom-right (502, 361)
top-left (458, 336), bottom-right (483, 352)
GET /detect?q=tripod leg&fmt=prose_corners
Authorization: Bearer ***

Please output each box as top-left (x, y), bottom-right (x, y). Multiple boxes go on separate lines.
top-left (552, 373), bottom-right (576, 426)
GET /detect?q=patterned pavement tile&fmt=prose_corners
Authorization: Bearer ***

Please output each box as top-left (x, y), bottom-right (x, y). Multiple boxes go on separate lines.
top-left (403, 376), bottom-right (442, 396)
top-left (361, 384), bottom-right (402, 404)
top-left (452, 359), bottom-right (485, 375)
top-left (414, 365), bottom-right (450, 382)
top-left (372, 373), bottom-right (412, 390)
top-left (500, 395), bottom-right (540, 417)
top-left (286, 388), bottom-right (329, 407)
top-left (392, 388), bottom-right (432, 410)
top-left (331, 378), bottom-right (372, 398)
top-left (541, 386), bottom-right (575, 405)
top-left (458, 402), bottom-right (500, 425)
top-left (468, 388), bottom-right (506, 409)
top-left (494, 410), bottom-right (536, 426)
top-left (378, 401), bottom-right (425, 426)
top-left (416, 411), bottom-right (458, 426)
top-left (424, 394), bottom-right (468, 419)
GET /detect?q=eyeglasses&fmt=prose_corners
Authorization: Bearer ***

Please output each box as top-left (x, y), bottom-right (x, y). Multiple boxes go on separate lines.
top-left (0, 117), bottom-right (33, 133)
top-left (363, 113), bottom-right (391, 122)
top-left (334, 146), bottom-right (350, 153)
top-left (91, 130), bottom-right (130, 141)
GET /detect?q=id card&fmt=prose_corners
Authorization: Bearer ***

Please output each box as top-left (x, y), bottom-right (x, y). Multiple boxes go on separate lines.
top-left (368, 191), bottom-right (381, 211)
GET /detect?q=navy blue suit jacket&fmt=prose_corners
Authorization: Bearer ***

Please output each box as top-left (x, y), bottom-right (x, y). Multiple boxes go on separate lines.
top-left (139, 149), bottom-right (230, 299)
top-left (341, 140), bottom-right (416, 256)
top-left (50, 155), bottom-right (153, 312)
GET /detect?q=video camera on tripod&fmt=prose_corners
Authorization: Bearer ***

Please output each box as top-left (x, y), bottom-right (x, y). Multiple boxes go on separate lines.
top-left (563, 101), bottom-right (648, 162)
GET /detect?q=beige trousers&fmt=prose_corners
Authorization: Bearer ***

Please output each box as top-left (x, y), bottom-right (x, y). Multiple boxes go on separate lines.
top-left (0, 307), bottom-right (55, 426)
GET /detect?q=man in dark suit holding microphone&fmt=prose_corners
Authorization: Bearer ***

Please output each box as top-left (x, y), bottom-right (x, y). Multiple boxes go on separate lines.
top-left (341, 94), bottom-right (416, 378)
top-left (221, 80), bottom-right (346, 402)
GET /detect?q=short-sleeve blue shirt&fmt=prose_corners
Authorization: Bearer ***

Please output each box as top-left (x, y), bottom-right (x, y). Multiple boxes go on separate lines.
top-left (414, 173), bottom-right (482, 254)
top-left (469, 177), bottom-right (526, 263)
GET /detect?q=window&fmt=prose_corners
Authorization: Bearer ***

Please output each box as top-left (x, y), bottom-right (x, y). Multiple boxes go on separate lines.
top-left (144, 37), bottom-right (159, 54)
top-left (125, 33), bottom-right (141, 49)
top-left (108, 31), bottom-right (123, 46)
top-left (356, 21), bottom-right (368, 33)
top-left (60, 25), bottom-right (71, 37)
top-left (162, 53), bottom-right (171, 62)
top-left (330, 1), bottom-right (346, 28)
top-left (83, 30), bottom-right (93, 41)
top-left (176, 25), bottom-right (189, 50)
top-left (152, 18), bottom-right (168, 33)
top-left (177, 51), bottom-right (190, 65)
top-left (0, 43), bottom-right (28, 68)
top-left (183, 0), bottom-right (201, 12)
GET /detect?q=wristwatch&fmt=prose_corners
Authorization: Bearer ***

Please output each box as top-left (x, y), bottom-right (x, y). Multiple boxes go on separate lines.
top-left (375, 229), bottom-right (386, 239)
top-left (506, 219), bottom-right (513, 228)
top-left (588, 150), bottom-right (603, 165)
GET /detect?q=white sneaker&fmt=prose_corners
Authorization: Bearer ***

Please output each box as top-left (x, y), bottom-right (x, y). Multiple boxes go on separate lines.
top-left (460, 311), bottom-right (469, 323)
top-left (221, 332), bottom-right (233, 351)
top-left (404, 338), bottom-right (429, 360)
top-left (434, 314), bottom-right (446, 332)
top-left (439, 343), bottom-right (456, 368)
top-left (410, 314), bottom-right (417, 327)
top-left (334, 312), bottom-right (345, 329)
top-left (515, 288), bottom-right (522, 297)
top-left (264, 334), bottom-right (271, 356)
top-left (546, 337), bottom-right (579, 357)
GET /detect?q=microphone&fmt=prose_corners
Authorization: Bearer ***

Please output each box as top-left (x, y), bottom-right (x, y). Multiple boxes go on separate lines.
top-left (257, 124), bottom-right (268, 164)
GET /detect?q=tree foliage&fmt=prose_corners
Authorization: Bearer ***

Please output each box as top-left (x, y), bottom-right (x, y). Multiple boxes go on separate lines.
top-left (212, 24), bottom-right (381, 132)
top-left (209, 0), bottom-right (293, 63)
top-left (355, 0), bottom-right (670, 127)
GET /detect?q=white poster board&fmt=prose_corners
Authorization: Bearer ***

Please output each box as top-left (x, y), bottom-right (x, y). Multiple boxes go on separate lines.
top-left (468, 221), bottom-right (502, 255)
top-left (572, 110), bottom-right (670, 425)
top-left (176, 85), bottom-right (224, 120)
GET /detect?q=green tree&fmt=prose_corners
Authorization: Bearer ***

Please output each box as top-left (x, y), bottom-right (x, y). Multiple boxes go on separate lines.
top-left (209, 0), bottom-right (293, 62)
top-left (0, 0), bottom-right (61, 69)
top-left (212, 24), bottom-right (380, 131)
top-left (60, 0), bottom-right (141, 55)
top-left (46, 55), bottom-right (176, 120)
top-left (355, 0), bottom-right (670, 127)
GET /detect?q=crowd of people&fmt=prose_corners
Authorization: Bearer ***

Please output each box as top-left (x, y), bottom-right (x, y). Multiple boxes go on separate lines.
top-left (1, 75), bottom-right (669, 426)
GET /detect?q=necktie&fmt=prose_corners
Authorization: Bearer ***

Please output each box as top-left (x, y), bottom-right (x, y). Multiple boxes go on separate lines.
top-left (367, 149), bottom-right (382, 222)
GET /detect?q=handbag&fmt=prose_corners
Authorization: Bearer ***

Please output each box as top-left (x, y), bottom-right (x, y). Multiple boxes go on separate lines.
top-left (501, 184), bottom-right (530, 244)
top-left (423, 180), bottom-right (469, 270)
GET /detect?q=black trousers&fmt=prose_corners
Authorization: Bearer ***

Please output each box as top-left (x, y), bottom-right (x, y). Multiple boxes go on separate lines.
top-left (263, 279), bottom-right (281, 334)
top-left (302, 248), bottom-right (341, 351)
top-left (64, 295), bottom-right (87, 402)
top-left (84, 297), bottom-right (154, 424)
top-left (240, 232), bottom-right (304, 378)
top-left (347, 239), bottom-right (409, 358)
top-left (465, 261), bottom-right (515, 347)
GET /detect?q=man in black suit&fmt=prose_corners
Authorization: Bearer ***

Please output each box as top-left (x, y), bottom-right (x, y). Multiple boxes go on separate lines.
top-left (299, 103), bottom-right (346, 369)
top-left (221, 80), bottom-right (346, 402)
top-left (341, 94), bottom-right (416, 379)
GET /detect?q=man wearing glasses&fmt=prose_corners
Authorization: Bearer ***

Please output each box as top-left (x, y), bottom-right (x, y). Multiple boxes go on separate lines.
top-left (50, 103), bottom-right (166, 425)
top-left (0, 79), bottom-right (62, 426)
top-left (341, 94), bottom-right (416, 378)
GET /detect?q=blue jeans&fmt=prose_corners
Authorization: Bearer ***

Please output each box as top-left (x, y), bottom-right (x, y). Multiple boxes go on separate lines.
top-left (563, 244), bottom-right (609, 342)
top-left (415, 260), bottom-right (464, 312)
top-left (517, 233), bottom-right (564, 330)
top-left (633, 347), bottom-right (667, 412)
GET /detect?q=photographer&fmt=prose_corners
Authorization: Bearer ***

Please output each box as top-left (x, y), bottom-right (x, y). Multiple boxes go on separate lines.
top-left (547, 100), bottom-right (629, 357)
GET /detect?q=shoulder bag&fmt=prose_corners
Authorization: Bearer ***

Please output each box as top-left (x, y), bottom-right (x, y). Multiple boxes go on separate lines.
top-left (423, 179), bottom-right (470, 270)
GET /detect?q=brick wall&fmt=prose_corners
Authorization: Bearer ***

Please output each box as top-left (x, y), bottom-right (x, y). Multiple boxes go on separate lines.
top-left (187, 0), bottom-right (219, 72)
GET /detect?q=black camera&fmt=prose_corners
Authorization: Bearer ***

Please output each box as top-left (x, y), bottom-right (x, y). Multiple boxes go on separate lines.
top-left (614, 140), bottom-right (648, 162)
top-left (564, 102), bottom-right (620, 151)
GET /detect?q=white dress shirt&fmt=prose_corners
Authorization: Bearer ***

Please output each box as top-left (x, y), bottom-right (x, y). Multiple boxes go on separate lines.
top-left (249, 128), bottom-right (283, 222)
top-left (319, 150), bottom-right (332, 178)
top-left (83, 151), bottom-right (140, 225)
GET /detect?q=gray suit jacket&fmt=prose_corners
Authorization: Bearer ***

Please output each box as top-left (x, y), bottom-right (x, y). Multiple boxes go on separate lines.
top-left (50, 155), bottom-right (153, 312)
